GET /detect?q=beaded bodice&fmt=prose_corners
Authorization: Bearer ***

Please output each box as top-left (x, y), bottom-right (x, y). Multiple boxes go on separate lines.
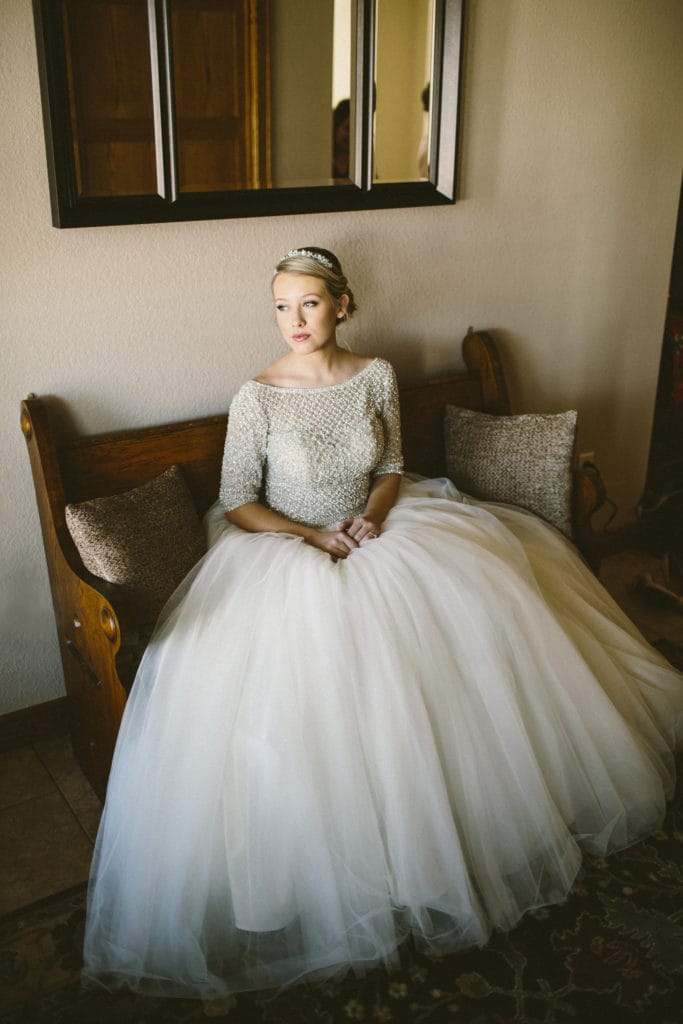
top-left (219, 359), bottom-right (404, 528)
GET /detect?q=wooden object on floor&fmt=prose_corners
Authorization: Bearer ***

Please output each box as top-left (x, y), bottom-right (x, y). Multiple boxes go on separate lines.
top-left (21, 330), bottom-right (596, 799)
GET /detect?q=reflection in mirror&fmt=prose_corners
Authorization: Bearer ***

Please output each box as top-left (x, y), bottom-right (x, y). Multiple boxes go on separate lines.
top-left (60, 0), bottom-right (157, 197)
top-left (331, 0), bottom-right (353, 184)
top-left (269, 0), bottom-right (352, 189)
top-left (374, 0), bottom-right (433, 183)
top-left (172, 0), bottom-right (353, 192)
top-left (171, 0), bottom-right (271, 192)
top-left (58, 0), bottom-right (353, 196)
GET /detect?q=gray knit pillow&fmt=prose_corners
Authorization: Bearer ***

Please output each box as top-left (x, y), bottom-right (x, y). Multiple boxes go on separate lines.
top-left (65, 465), bottom-right (206, 622)
top-left (444, 406), bottom-right (577, 536)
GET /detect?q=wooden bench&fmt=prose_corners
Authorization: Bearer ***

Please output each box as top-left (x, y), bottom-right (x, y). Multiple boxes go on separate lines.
top-left (21, 330), bottom-right (598, 799)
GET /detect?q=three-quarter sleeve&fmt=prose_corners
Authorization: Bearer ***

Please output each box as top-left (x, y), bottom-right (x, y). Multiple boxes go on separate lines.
top-left (219, 383), bottom-right (268, 512)
top-left (372, 362), bottom-right (404, 478)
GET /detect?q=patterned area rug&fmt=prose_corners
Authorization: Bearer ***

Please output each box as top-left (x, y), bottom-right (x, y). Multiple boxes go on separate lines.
top-left (2, 759), bottom-right (682, 1024)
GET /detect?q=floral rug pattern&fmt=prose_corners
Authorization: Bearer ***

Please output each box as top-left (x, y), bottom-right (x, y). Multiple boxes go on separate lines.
top-left (2, 757), bottom-right (682, 1024)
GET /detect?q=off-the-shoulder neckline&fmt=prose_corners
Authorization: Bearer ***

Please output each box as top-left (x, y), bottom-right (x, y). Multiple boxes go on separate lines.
top-left (249, 358), bottom-right (380, 393)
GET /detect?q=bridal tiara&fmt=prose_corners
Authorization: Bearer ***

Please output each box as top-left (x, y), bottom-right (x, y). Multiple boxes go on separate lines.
top-left (280, 249), bottom-right (334, 270)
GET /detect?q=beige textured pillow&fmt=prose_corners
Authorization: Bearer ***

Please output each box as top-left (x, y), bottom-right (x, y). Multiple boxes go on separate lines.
top-left (65, 465), bottom-right (206, 622)
top-left (444, 406), bottom-right (577, 536)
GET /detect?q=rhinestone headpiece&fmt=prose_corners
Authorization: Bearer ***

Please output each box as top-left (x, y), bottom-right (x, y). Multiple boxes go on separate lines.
top-left (281, 249), bottom-right (334, 270)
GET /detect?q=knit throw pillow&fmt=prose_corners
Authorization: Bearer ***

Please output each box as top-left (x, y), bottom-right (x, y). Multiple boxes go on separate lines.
top-left (65, 465), bottom-right (206, 623)
top-left (444, 406), bottom-right (578, 536)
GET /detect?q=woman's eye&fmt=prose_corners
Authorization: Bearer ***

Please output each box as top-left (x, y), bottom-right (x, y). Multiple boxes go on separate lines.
top-left (304, 301), bottom-right (318, 308)
top-left (276, 305), bottom-right (287, 312)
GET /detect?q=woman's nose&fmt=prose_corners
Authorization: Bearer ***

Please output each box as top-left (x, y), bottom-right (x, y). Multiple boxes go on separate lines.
top-left (291, 310), bottom-right (304, 326)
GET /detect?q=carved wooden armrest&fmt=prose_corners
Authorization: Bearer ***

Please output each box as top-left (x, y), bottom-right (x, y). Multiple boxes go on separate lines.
top-left (61, 539), bottom-right (160, 694)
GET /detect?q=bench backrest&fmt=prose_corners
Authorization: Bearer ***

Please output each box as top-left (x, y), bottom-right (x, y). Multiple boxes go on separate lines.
top-left (53, 372), bottom-right (494, 519)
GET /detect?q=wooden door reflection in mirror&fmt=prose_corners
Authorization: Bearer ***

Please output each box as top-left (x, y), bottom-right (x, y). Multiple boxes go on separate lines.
top-left (61, 0), bottom-right (158, 197)
top-left (60, 0), bottom-right (271, 196)
top-left (33, 0), bottom-right (464, 226)
top-left (171, 0), bottom-right (271, 192)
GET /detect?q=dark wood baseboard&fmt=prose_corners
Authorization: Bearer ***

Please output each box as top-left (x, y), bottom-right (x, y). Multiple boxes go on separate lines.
top-left (0, 697), bottom-right (69, 753)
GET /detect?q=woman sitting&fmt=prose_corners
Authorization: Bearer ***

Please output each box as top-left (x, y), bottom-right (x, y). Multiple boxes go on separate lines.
top-left (83, 247), bottom-right (683, 1001)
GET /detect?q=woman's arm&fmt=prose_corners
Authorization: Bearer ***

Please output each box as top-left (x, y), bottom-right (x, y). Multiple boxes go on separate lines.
top-left (365, 472), bottom-right (402, 522)
top-left (226, 473), bottom-right (401, 556)
top-left (345, 363), bottom-right (404, 544)
top-left (226, 502), bottom-right (360, 560)
top-left (344, 473), bottom-right (401, 543)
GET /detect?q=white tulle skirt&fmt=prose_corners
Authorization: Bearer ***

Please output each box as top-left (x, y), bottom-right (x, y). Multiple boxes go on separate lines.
top-left (82, 477), bottom-right (682, 999)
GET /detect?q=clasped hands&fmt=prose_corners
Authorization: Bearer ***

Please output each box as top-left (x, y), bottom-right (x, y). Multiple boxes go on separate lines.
top-left (307, 516), bottom-right (381, 561)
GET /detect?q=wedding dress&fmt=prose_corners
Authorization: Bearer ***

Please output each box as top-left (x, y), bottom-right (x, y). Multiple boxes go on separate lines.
top-left (83, 359), bottom-right (682, 998)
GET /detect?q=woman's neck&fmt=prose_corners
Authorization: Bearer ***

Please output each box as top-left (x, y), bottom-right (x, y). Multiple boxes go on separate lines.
top-left (288, 344), bottom-right (348, 384)
top-left (260, 344), bottom-right (369, 388)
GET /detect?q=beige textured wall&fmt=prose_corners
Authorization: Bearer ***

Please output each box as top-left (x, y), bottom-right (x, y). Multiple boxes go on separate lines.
top-left (2, 0), bottom-right (682, 714)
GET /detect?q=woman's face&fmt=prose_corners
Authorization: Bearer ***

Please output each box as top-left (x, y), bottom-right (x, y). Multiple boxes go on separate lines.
top-left (273, 273), bottom-right (348, 355)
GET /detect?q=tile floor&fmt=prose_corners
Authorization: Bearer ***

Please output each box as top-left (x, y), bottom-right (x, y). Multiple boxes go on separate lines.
top-left (1, 548), bottom-right (681, 920)
top-left (0, 734), bottom-right (101, 915)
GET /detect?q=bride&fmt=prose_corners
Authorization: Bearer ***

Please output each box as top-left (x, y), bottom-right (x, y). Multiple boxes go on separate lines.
top-left (83, 246), bottom-right (683, 1000)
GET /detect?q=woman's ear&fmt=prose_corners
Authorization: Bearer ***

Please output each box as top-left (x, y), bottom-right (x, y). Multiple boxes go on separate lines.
top-left (337, 294), bottom-right (350, 319)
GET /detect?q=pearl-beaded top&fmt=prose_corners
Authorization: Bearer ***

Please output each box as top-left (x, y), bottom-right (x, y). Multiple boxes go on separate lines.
top-left (219, 359), bottom-right (404, 528)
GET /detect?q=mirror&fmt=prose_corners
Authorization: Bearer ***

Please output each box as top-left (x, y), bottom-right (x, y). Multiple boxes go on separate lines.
top-left (269, 0), bottom-right (351, 189)
top-left (32, 0), bottom-right (464, 227)
top-left (373, 0), bottom-right (434, 184)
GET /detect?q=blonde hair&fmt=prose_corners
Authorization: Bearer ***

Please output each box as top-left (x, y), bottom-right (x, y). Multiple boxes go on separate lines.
top-left (274, 247), bottom-right (357, 321)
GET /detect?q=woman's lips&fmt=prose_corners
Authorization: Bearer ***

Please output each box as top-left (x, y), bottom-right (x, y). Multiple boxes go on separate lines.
top-left (292, 333), bottom-right (310, 342)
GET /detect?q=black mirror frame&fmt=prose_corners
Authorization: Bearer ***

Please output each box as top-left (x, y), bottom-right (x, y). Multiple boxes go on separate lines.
top-left (33, 0), bottom-right (465, 229)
